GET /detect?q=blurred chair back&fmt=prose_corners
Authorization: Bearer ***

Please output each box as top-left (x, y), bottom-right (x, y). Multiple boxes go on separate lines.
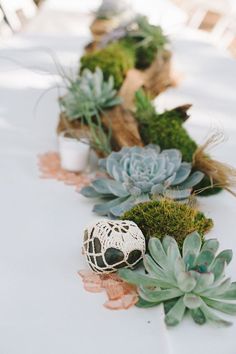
top-left (0, 0), bottom-right (37, 32)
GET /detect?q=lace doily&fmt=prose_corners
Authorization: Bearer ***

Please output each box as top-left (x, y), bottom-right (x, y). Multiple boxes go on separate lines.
top-left (83, 220), bottom-right (146, 273)
top-left (79, 269), bottom-right (138, 310)
top-left (38, 152), bottom-right (92, 191)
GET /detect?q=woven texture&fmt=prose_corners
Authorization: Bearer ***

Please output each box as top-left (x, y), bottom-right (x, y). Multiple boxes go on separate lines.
top-left (83, 220), bottom-right (146, 273)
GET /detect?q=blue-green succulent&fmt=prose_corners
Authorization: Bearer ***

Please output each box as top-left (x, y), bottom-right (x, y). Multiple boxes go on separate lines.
top-left (80, 145), bottom-right (204, 218)
top-left (60, 67), bottom-right (122, 121)
top-left (119, 232), bottom-right (236, 327)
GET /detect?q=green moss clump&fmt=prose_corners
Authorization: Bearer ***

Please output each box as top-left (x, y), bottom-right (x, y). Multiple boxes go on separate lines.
top-left (135, 42), bottom-right (157, 69)
top-left (80, 42), bottom-right (135, 89)
top-left (135, 90), bottom-right (198, 162)
top-left (119, 37), bottom-right (157, 69)
top-left (121, 199), bottom-right (213, 247)
top-left (140, 111), bottom-right (198, 162)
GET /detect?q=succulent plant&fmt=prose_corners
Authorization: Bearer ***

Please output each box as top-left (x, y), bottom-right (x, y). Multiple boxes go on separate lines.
top-left (61, 67), bottom-right (122, 121)
top-left (119, 232), bottom-right (236, 327)
top-left (80, 43), bottom-right (135, 89)
top-left (100, 16), bottom-right (167, 69)
top-left (128, 16), bottom-right (168, 69)
top-left (131, 16), bottom-right (167, 50)
top-left (95, 0), bottom-right (130, 20)
top-left (121, 199), bottom-right (213, 247)
top-left (80, 145), bottom-right (204, 218)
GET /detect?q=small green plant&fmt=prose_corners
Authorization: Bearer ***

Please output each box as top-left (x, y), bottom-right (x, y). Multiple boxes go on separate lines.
top-left (121, 199), bottom-right (213, 247)
top-left (80, 43), bottom-right (135, 89)
top-left (119, 232), bottom-right (236, 327)
top-left (129, 16), bottom-right (168, 69)
top-left (61, 67), bottom-right (121, 120)
top-left (80, 145), bottom-right (204, 218)
top-left (95, 0), bottom-right (129, 20)
top-left (60, 68), bottom-right (122, 155)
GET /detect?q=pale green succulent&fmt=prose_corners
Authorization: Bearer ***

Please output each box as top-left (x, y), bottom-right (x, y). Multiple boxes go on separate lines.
top-left (119, 232), bottom-right (236, 327)
top-left (61, 67), bottom-right (122, 121)
top-left (80, 145), bottom-right (204, 218)
top-left (96, 0), bottom-right (130, 20)
top-left (130, 15), bottom-right (167, 51)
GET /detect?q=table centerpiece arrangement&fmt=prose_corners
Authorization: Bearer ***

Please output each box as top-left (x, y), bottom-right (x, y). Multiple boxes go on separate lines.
top-left (37, 1), bottom-right (236, 330)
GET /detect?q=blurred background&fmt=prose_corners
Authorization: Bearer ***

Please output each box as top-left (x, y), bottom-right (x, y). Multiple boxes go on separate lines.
top-left (0, 0), bottom-right (236, 57)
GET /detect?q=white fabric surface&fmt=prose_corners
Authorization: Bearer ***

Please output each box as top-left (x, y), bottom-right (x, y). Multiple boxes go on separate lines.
top-left (0, 2), bottom-right (236, 354)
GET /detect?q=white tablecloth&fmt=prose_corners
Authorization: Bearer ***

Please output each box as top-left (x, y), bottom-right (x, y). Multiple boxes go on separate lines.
top-left (0, 2), bottom-right (236, 354)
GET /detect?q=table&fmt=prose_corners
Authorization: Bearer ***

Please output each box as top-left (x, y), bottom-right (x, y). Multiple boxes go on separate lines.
top-left (0, 2), bottom-right (236, 354)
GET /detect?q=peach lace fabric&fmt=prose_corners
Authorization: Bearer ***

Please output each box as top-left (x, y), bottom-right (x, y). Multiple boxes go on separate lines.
top-left (79, 270), bottom-right (138, 310)
top-left (38, 152), bottom-right (92, 191)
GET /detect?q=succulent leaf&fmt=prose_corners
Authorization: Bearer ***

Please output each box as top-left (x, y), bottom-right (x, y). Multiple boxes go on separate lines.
top-left (210, 258), bottom-right (226, 282)
top-left (194, 273), bottom-right (214, 293)
top-left (183, 232), bottom-right (201, 259)
top-left (165, 297), bottom-right (186, 326)
top-left (204, 298), bottom-right (236, 315)
top-left (148, 238), bottom-right (169, 270)
top-left (138, 287), bottom-right (183, 303)
top-left (183, 293), bottom-right (202, 309)
top-left (177, 272), bottom-right (196, 293)
top-left (200, 303), bottom-right (232, 327)
top-left (118, 269), bottom-right (160, 287)
top-left (216, 282), bottom-right (236, 300)
top-left (190, 308), bottom-right (206, 325)
top-left (201, 239), bottom-right (219, 254)
top-left (215, 249), bottom-right (233, 265)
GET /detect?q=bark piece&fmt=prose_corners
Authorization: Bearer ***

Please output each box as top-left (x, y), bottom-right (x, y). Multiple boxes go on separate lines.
top-left (101, 105), bottom-right (143, 150)
top-left (119, 69), bottom-right (145, 110)
top-left (143, 50), bottom-right (173, 97)
top-left (118, 50), bottom-right (174, 111)
top-left (90, 18), bottom-right (117, 42)
top-left (57, 112), bottom-right (90, 138)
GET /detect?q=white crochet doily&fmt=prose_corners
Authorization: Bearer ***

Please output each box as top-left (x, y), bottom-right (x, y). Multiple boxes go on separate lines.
top-left (83, 220), bottom-right (146, 273)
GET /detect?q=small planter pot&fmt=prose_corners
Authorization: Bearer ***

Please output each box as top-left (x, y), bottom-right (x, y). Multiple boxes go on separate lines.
top-left (58, 133), bottom-right (90, 173)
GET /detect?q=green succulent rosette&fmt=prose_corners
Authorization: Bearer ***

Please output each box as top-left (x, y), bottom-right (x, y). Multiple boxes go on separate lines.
top-left (81, 145), bottom-right (204, 218)
top-left (119, 232), bottom-right (236, 327)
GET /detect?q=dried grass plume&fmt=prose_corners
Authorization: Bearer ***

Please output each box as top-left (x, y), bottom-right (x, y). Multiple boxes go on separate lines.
top-left (193, 129), bottom-right (236, 196)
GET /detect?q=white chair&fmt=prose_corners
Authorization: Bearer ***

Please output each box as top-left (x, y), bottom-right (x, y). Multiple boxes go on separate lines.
top-left (0, 0), bottom-right (37, 32)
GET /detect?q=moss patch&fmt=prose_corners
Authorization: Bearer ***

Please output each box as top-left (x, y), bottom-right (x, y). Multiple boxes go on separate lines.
top-left (121, 199), bottom-right (213, 247)
top-left (119, 37), bottom-right (157, 70)
top-left (135, 90), bottom-right (197, 162)
top-left (80, 42), bottom-right (135, 89)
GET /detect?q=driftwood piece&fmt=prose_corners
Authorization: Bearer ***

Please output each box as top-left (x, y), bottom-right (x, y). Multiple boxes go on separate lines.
top-left (119, 69), bottom-right (145, 110)
top-left (143, 50), bottom-right (173, 97)
top-left (102, 105), bottom-right (143, 150)
top-left (57, 113), bottom-right (91, 138)
top-left (119, 50), bottom-right (173, 111)
top-left (90, 18), bottom-right (117, 42)
top-left (173, 104), bottom-right (192, 122)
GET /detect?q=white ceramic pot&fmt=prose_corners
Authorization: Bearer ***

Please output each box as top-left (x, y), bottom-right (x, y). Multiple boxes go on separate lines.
top-left (58, 133), bottom-right (90, 173)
